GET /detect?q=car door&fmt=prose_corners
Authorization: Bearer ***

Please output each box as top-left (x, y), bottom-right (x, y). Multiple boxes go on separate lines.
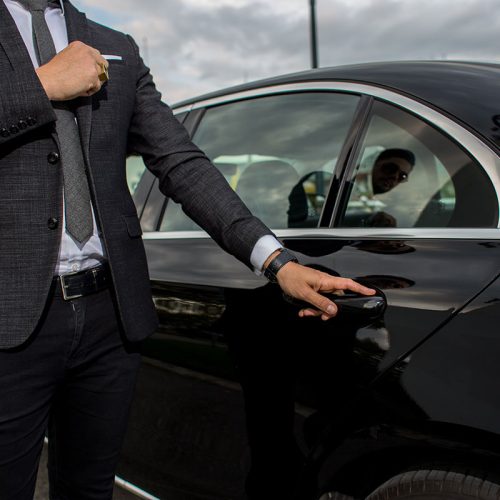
top-left (291, 94), bottom-right (500, 495)
top-left (117, 89), bottom-right (364, 499)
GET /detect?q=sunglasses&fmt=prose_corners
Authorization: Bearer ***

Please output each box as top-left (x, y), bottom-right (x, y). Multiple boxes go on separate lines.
top-left (380, 162), bottom-right (410, 182)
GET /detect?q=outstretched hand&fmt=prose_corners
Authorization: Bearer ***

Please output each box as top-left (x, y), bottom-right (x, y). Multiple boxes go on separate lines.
top-left (271, 259), bottom-right (376, 321)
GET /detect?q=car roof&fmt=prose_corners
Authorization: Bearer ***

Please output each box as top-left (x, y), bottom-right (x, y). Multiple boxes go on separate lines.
top-left (174, 61), bottom-right (500, 152)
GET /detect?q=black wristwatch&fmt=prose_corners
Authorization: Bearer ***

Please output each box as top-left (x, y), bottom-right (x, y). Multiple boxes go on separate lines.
top-left (263, 248), bottom-right (298, 283)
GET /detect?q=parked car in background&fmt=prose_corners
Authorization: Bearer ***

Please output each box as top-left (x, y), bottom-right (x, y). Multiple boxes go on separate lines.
top-left (117, 61), bottom-right (500, 500)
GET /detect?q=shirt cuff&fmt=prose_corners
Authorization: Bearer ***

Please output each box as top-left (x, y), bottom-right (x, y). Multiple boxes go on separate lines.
top-left (250, 235), bottom-right (283, 276)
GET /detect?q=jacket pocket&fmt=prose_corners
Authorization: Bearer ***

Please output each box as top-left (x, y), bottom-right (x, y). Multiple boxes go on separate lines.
top-left (123, 214), bottom-right (143, 238)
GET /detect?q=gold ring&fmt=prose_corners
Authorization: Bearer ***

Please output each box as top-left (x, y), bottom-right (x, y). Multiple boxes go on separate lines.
top-left (98, 63), bottom-right (109, 83)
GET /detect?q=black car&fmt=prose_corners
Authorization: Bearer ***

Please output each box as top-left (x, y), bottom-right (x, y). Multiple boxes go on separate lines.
top-left (116, 61), bottom-right (500, 500)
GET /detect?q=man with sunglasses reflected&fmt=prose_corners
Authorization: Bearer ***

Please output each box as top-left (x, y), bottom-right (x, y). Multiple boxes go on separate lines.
top-left (354, 148), bottom-right (415, 227)
top-left (371, 148), bottom-right (415, 195)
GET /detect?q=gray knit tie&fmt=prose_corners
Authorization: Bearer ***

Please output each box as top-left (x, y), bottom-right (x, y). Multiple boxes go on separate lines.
top-left (20, 0), bottom-right (93, 244)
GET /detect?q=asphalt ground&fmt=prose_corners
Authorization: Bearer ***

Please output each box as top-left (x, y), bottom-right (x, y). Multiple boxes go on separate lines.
top-left (34, 443), bottom-right (139, 499)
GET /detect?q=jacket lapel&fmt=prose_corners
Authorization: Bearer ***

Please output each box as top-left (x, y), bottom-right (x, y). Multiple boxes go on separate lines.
top-left (0, 1), bottom-right (37, 72)
top-left (63, 1), bottom-right (93, 167)
top-left (1, 0), bottom-right (93, 164)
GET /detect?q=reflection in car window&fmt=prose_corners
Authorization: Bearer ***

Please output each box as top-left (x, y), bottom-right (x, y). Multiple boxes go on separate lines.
top-left (160, 92), bottom-right (360, 231)
top-left (339, 100), bottom-right (498, 228)
top-left (126, 155), bottom-right (147, 195)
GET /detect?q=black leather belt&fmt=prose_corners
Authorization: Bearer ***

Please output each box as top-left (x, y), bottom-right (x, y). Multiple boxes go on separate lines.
top-left (57, 264), bottom-right (110, 300)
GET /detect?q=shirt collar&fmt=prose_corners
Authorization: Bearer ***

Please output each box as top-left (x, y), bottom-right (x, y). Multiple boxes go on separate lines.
top-left (9, 0), bottom-right (65, 15)
top-left (51, 0), bottom-right (65, 16)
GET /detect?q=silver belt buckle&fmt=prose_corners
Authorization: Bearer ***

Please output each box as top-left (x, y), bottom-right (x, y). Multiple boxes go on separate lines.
top-left (60, 270), bottom-right (83, 301)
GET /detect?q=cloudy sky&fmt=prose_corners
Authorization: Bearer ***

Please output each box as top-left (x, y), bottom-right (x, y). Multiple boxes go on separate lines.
top-left (74, 0), bottom-right (499, 103)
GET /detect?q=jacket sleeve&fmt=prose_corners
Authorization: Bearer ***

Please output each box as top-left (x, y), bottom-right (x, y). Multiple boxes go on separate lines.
top-left (0, 64), bottom-right (56, 146)
top-left (125, 35), bottom-right (274, 268)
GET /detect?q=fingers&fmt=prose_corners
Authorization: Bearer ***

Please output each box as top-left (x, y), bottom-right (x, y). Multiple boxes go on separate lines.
top-left (299, 275), bottom-right (375, 318)
top-left (276, 262), bottom-right (377, 321)
top-left (72, 42), bottom-right (108, 96)
top-left (85, 52), bottom-right (108, 96)
top-left (86, 78), bottom-right (102, 96)
top-left (94, 55), bottom-right (109, 74)
top-left (330, 277), bottom-right (376, 296)
top-left (302, 286), bottom-right (337, 312)
top-left (88, 44), bottom-right (108, 66)
top-left (293, 274), bottom-right (376, 321)
top-left (91, 48), bottom-right (108, 89)
top-left (299, 287), bottom-right (338, 320)
top-left (299, 308), bottom-right (334, 321)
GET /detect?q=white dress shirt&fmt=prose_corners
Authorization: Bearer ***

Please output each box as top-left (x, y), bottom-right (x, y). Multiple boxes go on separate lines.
top-left (4, 0), bottom-right (281, 276)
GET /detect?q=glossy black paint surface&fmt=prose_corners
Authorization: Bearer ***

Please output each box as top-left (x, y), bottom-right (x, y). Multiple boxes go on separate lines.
top-left (117, 235), bottom-right (500, 499)
top-left (141, 236), bottom-right (499, 388)
top-left (394, 270), bottom-right (500, 433)
top-left (315, 268), bottom-right (500, 497)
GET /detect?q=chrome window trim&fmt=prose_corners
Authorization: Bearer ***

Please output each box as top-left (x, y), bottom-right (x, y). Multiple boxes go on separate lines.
top-left (172, 103), bottom-right (194, 115)
top-left (179, 81), bottom-right (500, 225)
top-left (142, 228), bottom-right (500, 241)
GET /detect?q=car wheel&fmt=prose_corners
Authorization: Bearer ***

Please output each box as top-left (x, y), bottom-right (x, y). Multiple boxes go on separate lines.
top-left (366, 469), bottom-right (500, 499)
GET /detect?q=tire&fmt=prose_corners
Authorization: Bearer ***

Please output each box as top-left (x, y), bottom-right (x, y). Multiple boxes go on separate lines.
top-left (318, 493), bottom-right (354, 500)
top-left (366, 469), bottom-right (500, 499)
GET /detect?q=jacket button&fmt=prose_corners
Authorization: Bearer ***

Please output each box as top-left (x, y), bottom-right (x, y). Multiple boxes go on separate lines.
top-left (47, 217), bottom-right (59, 230)
top-left (9, 125), bottom-right (19, 134)
top-left (0, 128), bottom-right (9, 138)
top-left (27, 116), bottom-right (37, 126)
top-left (47, 152), bottom-right (60, 164)
top-left (18, 120), bottom-right (27, 130)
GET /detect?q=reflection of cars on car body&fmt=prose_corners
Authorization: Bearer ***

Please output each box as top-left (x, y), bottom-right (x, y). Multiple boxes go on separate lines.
top-left (119, 61), bottom-right (500, 500)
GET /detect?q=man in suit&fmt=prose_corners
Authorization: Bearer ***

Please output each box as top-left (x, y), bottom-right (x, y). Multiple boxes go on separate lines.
top-left (0, 0), bottom-right (374, 498)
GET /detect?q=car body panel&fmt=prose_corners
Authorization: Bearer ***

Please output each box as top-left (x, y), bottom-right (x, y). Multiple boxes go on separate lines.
top-left (314, 271), bottom-right (500, 497)
top-left (117, 231), bottom-right (499, 498)
top-left (393, 269), bottom-right (500, 434)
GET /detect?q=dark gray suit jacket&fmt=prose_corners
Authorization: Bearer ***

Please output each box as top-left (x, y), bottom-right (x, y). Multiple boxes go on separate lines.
top-left (0, 0), bottom-right (272, 348)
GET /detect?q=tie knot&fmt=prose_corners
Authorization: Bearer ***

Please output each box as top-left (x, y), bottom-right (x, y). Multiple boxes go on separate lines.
top-left (17, 0), bottom-right (58, 12)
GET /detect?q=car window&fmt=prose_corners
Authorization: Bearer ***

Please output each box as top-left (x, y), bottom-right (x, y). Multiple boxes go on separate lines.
top-left (126, 154), bottom-right (147, 195)
top-left (338, 100), bottom-right (498, 228)
top-left (159, 92), bottom-right (360, 231)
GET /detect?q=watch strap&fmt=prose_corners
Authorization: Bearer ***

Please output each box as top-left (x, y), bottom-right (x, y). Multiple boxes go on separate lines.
top-left (263, 248), bottom-right (298, 283)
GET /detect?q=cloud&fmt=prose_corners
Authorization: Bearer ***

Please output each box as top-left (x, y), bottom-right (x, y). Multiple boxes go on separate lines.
top-left (318, 0), bottom-right (500, 65)
top-left (74, 0), bottom-right (500, 103)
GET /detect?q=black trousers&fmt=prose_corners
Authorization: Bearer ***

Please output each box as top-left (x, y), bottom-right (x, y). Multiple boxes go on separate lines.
top-left (0, 281), bottom-right (141, 500)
